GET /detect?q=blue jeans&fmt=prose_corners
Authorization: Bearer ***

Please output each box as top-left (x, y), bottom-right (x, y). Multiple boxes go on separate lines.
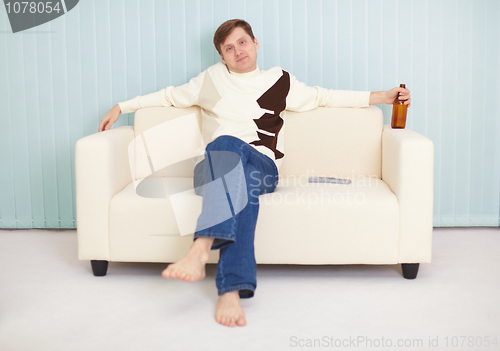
top-left (193, 135), bottom-right (279, 299)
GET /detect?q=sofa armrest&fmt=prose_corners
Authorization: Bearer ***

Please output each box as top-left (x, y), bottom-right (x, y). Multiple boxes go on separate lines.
top-left (382, 125), bottom-right (434, 263)
top-left (75, 126), bottom-right (134, 260)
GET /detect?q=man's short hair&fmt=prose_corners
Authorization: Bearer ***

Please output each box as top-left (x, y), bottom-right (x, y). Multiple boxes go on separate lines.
top-left (213, 19), bottom-right (255, 56)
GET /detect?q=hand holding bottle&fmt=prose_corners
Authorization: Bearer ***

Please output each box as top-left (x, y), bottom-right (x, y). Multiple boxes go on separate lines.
top-left (391, 84), bottom-right (409, 129)
top-left (368, 86), bottom-right (411, 106)
top-left (387, 85), bottom-right (411, 107)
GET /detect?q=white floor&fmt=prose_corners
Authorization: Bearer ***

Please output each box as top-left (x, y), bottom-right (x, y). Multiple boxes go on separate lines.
top-left (0, 227), bottom-right (499, 351)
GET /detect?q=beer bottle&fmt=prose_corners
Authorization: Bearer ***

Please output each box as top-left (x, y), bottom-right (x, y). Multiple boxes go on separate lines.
top-left (391, 84), bottom-right (407, 129)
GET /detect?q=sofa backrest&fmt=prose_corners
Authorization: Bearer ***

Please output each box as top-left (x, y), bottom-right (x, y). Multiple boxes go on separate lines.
top-left (132, 105), bottom-right (383, 180)
top-left (279, 106), bottom-right (383, 178)
top-left (132, 106), bottom-right (202, 180)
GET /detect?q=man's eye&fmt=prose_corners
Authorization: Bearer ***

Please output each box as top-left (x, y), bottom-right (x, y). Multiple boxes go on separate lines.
top-left (240, 41), bottom-right (245, 45)
top-left (226, 47), bottom-right (232, 51)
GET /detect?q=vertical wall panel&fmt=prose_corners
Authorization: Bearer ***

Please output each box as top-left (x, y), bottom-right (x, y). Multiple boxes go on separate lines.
top-left (109, 2), bottom-right (127, 108)
top-left (486, 0), bottom-right (500, 226)
top-left (169, 1), bottom-right (187, 86)
top-left (185, 0), bottom-right (202, 80)
top-left (307, 0), bottom-right (323, 87)
top-left (439, 1), bottom-right (458, 226)
top-left (469, 1), bottom-right (486, 226)
top-left (139, 1), bottom-right (157, 95)
top-left (66, 2), bottom-right (83, 228)
top-left (0, 0), bottom-right (499, 228)
top-left (381, 0), bottom-right (398, 93)
top-left (95, 0), bottom-right (112, 114)
top-left (278, 0), bottom-right (293, 73)
top-left (291, 0), bottom-right (307, 83)
top-left (455, 1), bottom-right (473, 226)
top-left (397, 0), bottom-right (412, 88)
top-left (321, 0), bottom-right (336, 89)
top-left (199, 0), bottom-right (215, 71)
top-left (262, 0), bottom-right (279, 69)
top-left (51, 15), bottom-right (73, 228)
top-left (36, 22), bottom-right (60, 228)
top-left (229, 0), bottom-right (246, 25)
top-left (336, 0), bottom-right (353, 89)
top-left (352, 0), bottom-right (368, 90)
top-left (8, 28), bottom-right (30, 228)
top-left (123, 0), bottom-right (141, 123)
top-left (79, 0), bottom-right (98, 134)
top-left (154, 1), bottom-right (170, 90)
top-left (427, 0), bottom-right (443, 226)
top-left (23, 28), bottom-right (45, 228)
top-left (397, 0), bottom-right (412, 129)
top-left (366, 0), bottom-right (382, 93)
top-left (1, 11), bottom-right (16, 228)
top-left (411, 0), bottom-right (428, 135)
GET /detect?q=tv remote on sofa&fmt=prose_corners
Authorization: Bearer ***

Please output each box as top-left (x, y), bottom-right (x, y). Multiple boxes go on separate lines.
top-left (308, 176), bottom-right (352, 185)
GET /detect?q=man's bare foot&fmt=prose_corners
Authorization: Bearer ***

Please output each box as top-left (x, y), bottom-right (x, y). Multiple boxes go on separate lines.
top-left (215, 291), bottom-right (246, 327)
top-left (161, 237), bottom-right (214, 282)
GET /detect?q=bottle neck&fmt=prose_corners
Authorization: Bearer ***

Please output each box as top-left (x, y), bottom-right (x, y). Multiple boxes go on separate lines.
top-left (397, 84), bottom-right (406, 105)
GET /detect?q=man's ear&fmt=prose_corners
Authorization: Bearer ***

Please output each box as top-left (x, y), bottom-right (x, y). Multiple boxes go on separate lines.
top-left (220, 53), bottom-right (226, 64)
top-left (254, 37), bottom-right (259, 50)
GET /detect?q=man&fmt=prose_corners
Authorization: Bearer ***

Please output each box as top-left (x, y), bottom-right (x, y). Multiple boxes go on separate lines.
top-left (98, 19), bottom-right (411, 328)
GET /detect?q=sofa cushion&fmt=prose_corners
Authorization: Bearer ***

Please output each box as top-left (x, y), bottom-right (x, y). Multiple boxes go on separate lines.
top-left (255, 176), bottom-right (399, 264)
top-left (108, 175), bottom-right (399, 264)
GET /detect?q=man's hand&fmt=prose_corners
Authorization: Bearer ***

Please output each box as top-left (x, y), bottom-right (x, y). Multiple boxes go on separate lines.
top-left (99, 104), bottom-right (122, 132)
top-left (387, 86), bottom-right (411, 106)
top-left (369, 87), bottom-right (411, 107)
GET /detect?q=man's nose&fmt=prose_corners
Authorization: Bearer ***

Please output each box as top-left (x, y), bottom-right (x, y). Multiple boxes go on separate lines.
top-left (235, 47), bottom-right (242, 55)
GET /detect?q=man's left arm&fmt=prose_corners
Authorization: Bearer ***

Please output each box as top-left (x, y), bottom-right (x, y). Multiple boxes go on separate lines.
top-left (286, 74), bottom-right (411, 111)
top-left (286, 77), bottom-right (370, 111)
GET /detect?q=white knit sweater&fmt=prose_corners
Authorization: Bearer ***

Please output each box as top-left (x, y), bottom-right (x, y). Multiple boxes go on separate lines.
top-left (118, 62), bottom-right (370, 169)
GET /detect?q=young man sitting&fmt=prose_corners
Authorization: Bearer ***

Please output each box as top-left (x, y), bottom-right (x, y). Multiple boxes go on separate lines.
top-left (98, 19), bottom-right (411, 328)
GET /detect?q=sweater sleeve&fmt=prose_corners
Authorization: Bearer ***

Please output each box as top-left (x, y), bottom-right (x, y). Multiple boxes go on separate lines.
top-left (285, 74), bottom-right (371, 112)
top-left (118, 70), bottom-right (206, 114)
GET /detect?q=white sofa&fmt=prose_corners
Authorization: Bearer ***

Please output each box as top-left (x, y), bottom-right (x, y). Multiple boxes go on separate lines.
top-left (75, 105), bottom-right (434, 279)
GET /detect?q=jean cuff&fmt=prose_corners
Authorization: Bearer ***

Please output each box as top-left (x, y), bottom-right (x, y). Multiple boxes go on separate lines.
top-left (218, 284), bottom-right (255, 299)
top-left (193, 233), bottom-right (235, 250)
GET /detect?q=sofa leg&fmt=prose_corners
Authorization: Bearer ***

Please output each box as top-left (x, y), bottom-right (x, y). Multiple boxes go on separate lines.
top-left (91, 260), bottom-right (109, 276)
top-left (401, 263), bottom-right (419, 279)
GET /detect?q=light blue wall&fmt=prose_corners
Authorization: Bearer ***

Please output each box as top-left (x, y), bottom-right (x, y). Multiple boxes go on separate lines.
top-left (0, 0), bottom-right (499, 228)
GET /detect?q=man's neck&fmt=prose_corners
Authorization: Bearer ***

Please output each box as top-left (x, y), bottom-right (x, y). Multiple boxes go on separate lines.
top-left (228, 66), bottom-right (260, 77)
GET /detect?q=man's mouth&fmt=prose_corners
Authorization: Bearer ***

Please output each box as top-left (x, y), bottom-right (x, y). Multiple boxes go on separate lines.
top-left (236, 55), bottom-right (248, 62)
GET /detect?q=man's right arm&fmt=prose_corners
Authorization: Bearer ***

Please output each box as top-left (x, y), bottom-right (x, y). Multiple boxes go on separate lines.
top-left (117, 88), bottom-right (173, 115)
top-left (98, 70), bottom-right (207, 132)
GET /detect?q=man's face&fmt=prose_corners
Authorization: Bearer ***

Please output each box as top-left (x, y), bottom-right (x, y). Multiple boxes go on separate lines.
top-left (219, 27), bottom-right (259, 74)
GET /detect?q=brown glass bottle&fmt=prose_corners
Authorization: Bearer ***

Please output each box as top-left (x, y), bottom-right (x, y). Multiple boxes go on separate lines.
top-left (391, 84), bottom-right (407, 129)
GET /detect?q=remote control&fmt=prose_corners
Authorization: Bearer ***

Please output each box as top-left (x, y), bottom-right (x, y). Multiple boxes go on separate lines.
top-left (308, 176), bottom-right (351, 185)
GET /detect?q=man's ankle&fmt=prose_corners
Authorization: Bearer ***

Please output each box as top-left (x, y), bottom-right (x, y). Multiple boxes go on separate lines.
top-left (192, 237), bottom-right (215, 252)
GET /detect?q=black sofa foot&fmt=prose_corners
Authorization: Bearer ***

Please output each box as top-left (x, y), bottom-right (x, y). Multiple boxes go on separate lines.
top-left (91, 260), bottom-right (109, 276)
top-left (401, 263), bottom-right (419, 279)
